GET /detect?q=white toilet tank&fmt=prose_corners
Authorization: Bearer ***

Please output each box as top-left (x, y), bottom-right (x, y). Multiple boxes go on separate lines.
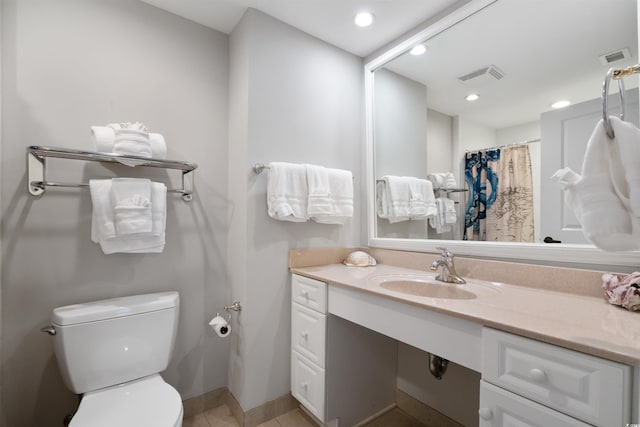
top-left (51, 292), bottom-right (179, 394)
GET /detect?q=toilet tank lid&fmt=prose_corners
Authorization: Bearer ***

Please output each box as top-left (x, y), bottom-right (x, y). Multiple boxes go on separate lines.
top-left (52, 292), bottom-right (179, 326)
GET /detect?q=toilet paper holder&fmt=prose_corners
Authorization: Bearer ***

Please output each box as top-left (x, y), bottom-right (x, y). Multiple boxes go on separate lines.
top-left (224, 301), bottom-right (242, 312)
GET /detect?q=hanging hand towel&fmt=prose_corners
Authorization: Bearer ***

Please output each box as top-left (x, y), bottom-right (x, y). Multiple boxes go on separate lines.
top-left (111, 178), bottom-right (153, 235)
top-left (551, 119), bottom-right (638, 251)
top-left (99, 182), bottom-right (167, 254)
top-left (306, 165), bottom-right (353, 225)
top-left (267, 162), bottom-right (308, 222)
top-left (378, 176), bottom-right (412, 223)
top-left (407, 177), bottom-right (437, 220)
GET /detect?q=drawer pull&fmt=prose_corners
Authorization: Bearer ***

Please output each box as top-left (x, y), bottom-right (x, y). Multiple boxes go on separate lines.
top-left (478, 408), bottom-right (493, 421)
top-left (301, 290), bottom-right (309, 298)
top-left (301, 381), bottom-right (308, 392)
top-left (301, 331), bottom-right (309, 339)
top-left (529, 368), bottom-right (547, 383)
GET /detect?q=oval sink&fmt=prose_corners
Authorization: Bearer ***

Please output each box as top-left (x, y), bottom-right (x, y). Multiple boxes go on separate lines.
top-left (378, 278), bottom-right (477, 300)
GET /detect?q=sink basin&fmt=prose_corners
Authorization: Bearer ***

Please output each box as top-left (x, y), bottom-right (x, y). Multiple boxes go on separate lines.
top-left (369, 274), bottom-right (500, 300)
top-left (378, 277), bottom-right (477, 300)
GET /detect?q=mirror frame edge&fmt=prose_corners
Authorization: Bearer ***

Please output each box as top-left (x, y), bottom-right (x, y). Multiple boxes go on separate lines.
top-left (364, 0), bottom-right (640, 269)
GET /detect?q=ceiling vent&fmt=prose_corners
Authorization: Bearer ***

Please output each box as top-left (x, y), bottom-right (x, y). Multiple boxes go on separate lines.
top-left (457, 65), bottom-right (505, 88)
top-left (598, 48), bottom-right (631, 65)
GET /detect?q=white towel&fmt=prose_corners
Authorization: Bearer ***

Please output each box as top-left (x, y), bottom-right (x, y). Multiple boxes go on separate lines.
top-left (92, 125), bottom-right (167, 160)
top-left (551, 118), bottom-right (638, 251)
top-left (90, 180), bottom-right (166, 254)
top-left (111, 178), bottom-right (153, 235)
top-left (306, 165), bottom-right (353, 225)
top-left (267, 162), bottom-right (308, 222)
top-left (407, 178), bottom-right (437, 220)
top-left (378, 176), bottom-right (412, 223)
top-left (99, 183), bottom-right (167, 254)
top-left (428, 197), bottom-right (456, 234)
top-left (427, 172), bottom-right (457, 190)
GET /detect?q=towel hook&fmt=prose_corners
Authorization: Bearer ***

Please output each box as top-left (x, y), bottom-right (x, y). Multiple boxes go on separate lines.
top-left (602, 67), bottom-right (627, 139)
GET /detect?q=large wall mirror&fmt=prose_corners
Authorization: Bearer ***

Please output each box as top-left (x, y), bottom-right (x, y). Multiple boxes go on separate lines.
top-left (365, 0), bottom-right (640, 267)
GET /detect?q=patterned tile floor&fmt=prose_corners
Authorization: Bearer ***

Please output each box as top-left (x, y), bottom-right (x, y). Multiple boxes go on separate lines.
top-left (183, 405), bottom-right (426, 427)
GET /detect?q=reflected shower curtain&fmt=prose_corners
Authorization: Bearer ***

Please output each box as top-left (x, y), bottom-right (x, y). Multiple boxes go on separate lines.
top-left (464, 145), bottom-right (534, 242)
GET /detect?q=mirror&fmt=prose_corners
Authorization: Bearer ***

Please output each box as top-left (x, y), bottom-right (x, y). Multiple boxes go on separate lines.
top-left (366, 0), bottom-right (640, 267)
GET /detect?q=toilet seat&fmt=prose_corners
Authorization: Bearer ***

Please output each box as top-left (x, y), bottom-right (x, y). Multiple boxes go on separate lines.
top-left (69, 374), bottom-right (183, 427)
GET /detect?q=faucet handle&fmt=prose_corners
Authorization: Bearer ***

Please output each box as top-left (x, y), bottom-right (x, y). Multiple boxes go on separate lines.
top-left (435, 247), bottom-right (454, 259)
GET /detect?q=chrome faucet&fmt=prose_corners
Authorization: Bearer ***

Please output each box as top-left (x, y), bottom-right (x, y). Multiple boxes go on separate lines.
top-left (430, 247), bottom-right (466, 284)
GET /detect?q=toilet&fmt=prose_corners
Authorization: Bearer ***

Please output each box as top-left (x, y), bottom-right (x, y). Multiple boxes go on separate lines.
top-left (48, 292), bottom-right (183, 427)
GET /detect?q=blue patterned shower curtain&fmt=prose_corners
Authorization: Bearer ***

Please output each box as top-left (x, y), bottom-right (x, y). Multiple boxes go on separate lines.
top-left (464, 145), bottom-right (534, 242)
top-left (463, 149), bottom-right (500, 240)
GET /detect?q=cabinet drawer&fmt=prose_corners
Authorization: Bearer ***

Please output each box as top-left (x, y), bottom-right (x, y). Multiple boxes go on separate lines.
top-left (291, 350), bottom-right (325, 422)
top-left (482, 328), bottom-right (631, 426)
top-left (479, 381), bottom-right (589, 427)
top-left (292, 274), bottom-right (327, 313)
top-left (292, 303), bottom-right (326, 368)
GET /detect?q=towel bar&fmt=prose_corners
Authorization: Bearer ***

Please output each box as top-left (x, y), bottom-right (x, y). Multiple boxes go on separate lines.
top-left (27, 146), bottom-right (197, 202)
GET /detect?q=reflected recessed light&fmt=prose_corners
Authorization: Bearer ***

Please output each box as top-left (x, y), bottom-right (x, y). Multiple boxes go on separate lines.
top-left (551, 100), bottom-right (571, 109)
top-left (465, 94), bottom-right (479, 101)
top-left (410, 44), bottom-right (427, 56)
top-left (354, 12), bottom-right (375, 27)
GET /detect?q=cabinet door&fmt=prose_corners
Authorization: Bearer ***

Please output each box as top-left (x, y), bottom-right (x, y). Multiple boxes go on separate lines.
top-left (479, 381), bottom-right (590, 427)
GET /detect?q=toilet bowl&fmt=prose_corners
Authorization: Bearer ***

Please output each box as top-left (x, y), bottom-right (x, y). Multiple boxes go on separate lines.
top-left (46, 292), bottom-right (183, 426)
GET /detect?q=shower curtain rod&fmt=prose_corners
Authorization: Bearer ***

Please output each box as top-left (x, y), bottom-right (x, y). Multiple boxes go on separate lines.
top-left (464, 138), bottom-right (540, 153)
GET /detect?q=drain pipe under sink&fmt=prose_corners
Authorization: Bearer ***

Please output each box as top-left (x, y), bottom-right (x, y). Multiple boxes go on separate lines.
top-left (428, 353), bottom-right (449, 380)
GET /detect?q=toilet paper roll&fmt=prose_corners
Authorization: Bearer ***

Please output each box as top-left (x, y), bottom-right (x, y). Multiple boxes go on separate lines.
top-left (209, 315), bottom-right (231, 338)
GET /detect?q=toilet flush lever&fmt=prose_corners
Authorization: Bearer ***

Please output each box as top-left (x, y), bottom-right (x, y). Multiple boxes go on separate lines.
top-left (40, 325), bottom-right (56, 336)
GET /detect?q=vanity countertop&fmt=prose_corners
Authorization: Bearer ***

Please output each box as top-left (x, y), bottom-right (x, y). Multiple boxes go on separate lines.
top-left (290, 263), bottom-right (640, 366)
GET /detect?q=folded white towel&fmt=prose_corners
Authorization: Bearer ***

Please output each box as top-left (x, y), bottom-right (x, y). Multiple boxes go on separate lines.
top-left (428, 197), bottom-right (455, 234)
top-left (267, 162), bottom-right (308, 222)
top-left (427, 172), bottom-right (457, 190)
top-left (378, 176), bottom-right (412, 223)
top-left (111, 178), bottom-right (153, 235)
top-left (99, 182), bottom-right (167, 254)
top-left (306, 165), bottom-right (353, 225)
top-left (92, 125), bottom-right (167, 160)
top-left (407, 178), bottom-right (437, 220)
top-left (149, 133), bottom-right (167, 159)
top-left (90, 180), bottom-right (166, 254)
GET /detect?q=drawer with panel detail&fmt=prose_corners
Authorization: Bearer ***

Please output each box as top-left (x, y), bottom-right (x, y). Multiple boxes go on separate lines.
top-left (482, 327), bottom-right (631, 426)
top-left (292, 274), bottom-right (327, 313)
top-left (291, 349), bottom-right (325, 421)
top-left (292, 302), bottom-right (326, 368)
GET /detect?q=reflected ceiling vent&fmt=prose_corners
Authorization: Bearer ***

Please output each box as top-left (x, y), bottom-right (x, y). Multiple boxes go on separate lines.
top-left (598, 47), bottom-right (631, 65)
top-left (457, 65), bottom-right (504, 88)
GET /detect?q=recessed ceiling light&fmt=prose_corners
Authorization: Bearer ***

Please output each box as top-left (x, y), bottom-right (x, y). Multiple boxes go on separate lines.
top-left (551, 100), bottom-right (571, 109)
top-left (354, 12), bottom-right (375, 27)
top-left (465, 94), bottom-right (479, 101)
top-left (410, 44), bottom-right (427, 56)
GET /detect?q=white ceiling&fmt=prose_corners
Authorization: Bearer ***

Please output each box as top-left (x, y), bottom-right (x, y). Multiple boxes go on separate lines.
top-left (384, 0), bottom-right (638, 129)
top-left (138, 0), bottom-right (460, 57)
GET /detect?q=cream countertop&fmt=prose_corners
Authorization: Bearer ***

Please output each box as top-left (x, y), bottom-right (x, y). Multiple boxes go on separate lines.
top-left (290, 263), bottom-right (640, 366)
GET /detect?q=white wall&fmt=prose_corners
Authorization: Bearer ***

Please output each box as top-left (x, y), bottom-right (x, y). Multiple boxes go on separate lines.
top-left (426, 108), bottom-right (453, 174)
top-left (227, 9), bottom-right (363, 411)
top-left (374, 69), bottom-right (429, 239)
top-left (1, 1), bottom-right (229, 425)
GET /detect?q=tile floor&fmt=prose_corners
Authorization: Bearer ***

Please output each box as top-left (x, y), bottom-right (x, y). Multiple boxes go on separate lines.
top-left (183, 405), bottom-right (426, 427)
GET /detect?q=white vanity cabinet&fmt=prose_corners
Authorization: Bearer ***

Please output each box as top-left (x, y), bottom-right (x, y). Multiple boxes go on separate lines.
top-left (291, 274), bottom-right (328, 422)
top-left (481, 328), bottom-right (632, 426)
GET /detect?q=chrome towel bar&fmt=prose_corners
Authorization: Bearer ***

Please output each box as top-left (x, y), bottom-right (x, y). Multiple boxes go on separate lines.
top-left (27, 145), bottom-right (198, 202)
